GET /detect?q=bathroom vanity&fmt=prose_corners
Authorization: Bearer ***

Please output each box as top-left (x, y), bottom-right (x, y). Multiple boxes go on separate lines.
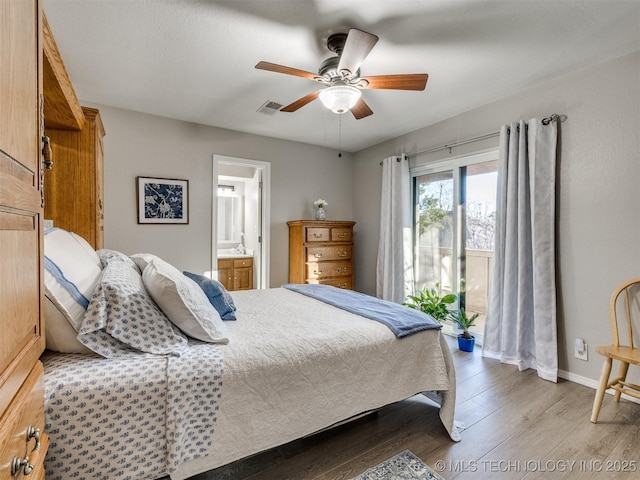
top-left (217, 255), bottom-right (254, 291)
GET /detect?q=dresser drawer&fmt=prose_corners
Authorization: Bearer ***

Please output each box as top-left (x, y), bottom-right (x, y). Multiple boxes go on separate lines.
top-left (218, 259), bottom-right (233, 269)
top-left (331, 227), bottom-right (352, 242)
top-left (306, 261), bottom-right (352, 279)
top-left (306, 227), bottom-right (330, 242)
top-left (0, 362), bottom-right (48, 480)
top-left (306, 245), bottom-right (352, 262)
top-left (233, 258), bottom-right (253, 268)
top-left (318, 277), bottom-right (353, 289)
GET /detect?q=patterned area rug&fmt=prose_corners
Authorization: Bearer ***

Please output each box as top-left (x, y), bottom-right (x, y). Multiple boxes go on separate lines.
top-left (351, 450), bottom-right (444, 480)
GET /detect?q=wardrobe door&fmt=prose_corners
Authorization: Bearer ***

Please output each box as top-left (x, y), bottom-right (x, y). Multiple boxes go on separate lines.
top-left (0, 0), bottom-right (48, 476)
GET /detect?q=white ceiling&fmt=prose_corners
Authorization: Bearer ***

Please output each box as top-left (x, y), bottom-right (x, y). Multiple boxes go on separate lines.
top-left (44, 0), bottom-right (640, 153)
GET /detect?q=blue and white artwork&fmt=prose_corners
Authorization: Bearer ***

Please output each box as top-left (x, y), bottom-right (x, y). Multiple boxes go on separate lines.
top-left (137, 177), bottom-right (189, 224)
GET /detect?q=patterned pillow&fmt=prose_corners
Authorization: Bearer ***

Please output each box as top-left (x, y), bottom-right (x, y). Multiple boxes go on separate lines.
top-left (142, 258), bottom-right (229, 343)
top-left (183, 271), bottom-right (237, 320)
top-left (98, 248), bottom-right (141, 271)
top-left (79, 257), bottom-right (188, 358)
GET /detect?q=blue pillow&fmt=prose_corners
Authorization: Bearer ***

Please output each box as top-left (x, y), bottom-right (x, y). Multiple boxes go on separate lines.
top-left (183, 271), bottom-right (237, 320)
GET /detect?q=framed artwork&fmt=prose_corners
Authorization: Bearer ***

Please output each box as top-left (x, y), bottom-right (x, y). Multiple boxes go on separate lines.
top-left (137, 176), bottom-right (189, 224)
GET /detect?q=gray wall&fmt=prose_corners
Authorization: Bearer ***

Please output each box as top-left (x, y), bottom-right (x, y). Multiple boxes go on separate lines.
top-left (95, 105), bottom-right (353, 287)
top-left (352, 51), bottom-right (640, 383)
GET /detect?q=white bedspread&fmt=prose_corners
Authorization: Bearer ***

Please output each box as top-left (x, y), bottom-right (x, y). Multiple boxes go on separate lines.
top-left (43, 287), bottom-right (457, 480)
top-left (174, 287), bottom-right (458, 479)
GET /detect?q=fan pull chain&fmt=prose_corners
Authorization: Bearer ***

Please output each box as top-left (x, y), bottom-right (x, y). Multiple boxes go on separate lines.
top-left (338, 114), bottom-right (343, 158)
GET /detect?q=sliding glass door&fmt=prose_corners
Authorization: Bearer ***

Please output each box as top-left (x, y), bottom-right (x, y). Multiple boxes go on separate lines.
top-left (413, 170), bottom-right (455, 297)
top-left (412, 153), bottom-right (498, 336)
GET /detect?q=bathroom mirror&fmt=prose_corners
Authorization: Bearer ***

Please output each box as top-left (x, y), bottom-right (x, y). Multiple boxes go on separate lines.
top-left (217, 194), bottom-right (242, 243)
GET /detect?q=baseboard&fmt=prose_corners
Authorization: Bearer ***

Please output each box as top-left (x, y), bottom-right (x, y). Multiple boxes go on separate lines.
top-left (558, 369), bottom-right (640, 405)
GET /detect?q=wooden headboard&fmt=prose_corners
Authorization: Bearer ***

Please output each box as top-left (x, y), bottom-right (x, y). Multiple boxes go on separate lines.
top-left (42, 14), bottom-right (106, 250)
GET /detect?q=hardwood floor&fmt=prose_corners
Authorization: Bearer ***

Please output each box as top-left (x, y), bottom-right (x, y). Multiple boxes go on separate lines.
top-left (188, 335), bottom-right (640, 479)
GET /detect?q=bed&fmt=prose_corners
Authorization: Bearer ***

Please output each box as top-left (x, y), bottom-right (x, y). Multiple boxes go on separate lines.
top-left (41, 228), bottom-right (459, 480)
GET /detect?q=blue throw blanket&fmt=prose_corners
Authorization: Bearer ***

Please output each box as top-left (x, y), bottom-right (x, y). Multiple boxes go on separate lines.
top-left (282, 284), bottom-right (441, 338)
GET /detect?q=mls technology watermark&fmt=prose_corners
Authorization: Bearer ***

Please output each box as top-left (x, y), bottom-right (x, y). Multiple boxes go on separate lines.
top-left (433, 459), bottom-right (638, 474)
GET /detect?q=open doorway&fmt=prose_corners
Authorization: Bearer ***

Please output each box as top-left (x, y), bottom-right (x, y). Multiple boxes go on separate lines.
top-left (212, 155), bottom-right (270, 289)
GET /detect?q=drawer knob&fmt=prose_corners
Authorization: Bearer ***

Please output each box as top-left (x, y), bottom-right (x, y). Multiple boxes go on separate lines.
top-left (11, 426), bottom-right (40, 476)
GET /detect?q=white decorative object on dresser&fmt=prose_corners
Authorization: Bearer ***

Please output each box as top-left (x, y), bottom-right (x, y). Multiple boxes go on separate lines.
top-left (287, 220), bottom-right (356, 290)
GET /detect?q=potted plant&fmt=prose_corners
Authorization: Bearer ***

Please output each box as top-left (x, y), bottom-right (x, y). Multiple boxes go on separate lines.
top-left (449, 307), bottom-right (480, 352)
top-left (403, 283), bottom-right (456, 322)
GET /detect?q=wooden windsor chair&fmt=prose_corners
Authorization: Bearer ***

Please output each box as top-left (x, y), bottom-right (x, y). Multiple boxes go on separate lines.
top-left (590, 277), bottom-right (640, 423)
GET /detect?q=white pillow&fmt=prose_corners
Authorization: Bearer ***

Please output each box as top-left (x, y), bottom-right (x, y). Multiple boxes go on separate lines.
top-left (142, 257), bottom-right (229, 344)
top-left (130, 252), bottom-right (159, 272)
top-left (44, 228), bottom-right (103, 350)
top-left (44, 297), bottom-right (92, 354)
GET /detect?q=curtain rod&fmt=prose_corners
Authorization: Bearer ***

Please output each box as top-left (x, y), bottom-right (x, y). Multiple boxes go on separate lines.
top-left (411, 131), bottom-right (500, 158)
top-left (397, 113), bottom-right (565, 160)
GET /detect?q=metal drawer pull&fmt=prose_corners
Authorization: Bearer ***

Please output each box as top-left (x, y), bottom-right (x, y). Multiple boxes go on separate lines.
top-left (314, 252), bottom-right (323, 258)
top-left (11, 426), bottom-right (40, 476)
top-left (313, 233), bottom-right (323, 238)
top-left (27, 426), bottom-right (41, 451)
top-left (337, 251), bottom-right (347, 257)
top-left (314, 270), bottom-right (323, 274)
top-left (337, 233), bottom-right (348, 238)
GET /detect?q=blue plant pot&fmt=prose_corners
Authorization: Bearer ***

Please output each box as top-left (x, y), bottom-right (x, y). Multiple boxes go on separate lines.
top-left (458, 334), bottom-right (475, 352)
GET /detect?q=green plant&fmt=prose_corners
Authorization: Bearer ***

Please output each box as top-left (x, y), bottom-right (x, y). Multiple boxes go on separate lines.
top-left (404, 284), bottom-right (456, 322)
top-left (449, 308), bottom-right (480, 339)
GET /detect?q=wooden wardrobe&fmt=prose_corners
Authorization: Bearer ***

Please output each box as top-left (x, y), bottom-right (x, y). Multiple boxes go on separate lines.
top-left (0, 3), bottom-right (87, 476)
top-left (44, 107), bottom-right (105, 249)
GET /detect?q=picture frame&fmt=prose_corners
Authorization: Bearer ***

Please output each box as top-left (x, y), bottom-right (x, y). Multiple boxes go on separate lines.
top-left (137, 176), bottom-right (189, 224)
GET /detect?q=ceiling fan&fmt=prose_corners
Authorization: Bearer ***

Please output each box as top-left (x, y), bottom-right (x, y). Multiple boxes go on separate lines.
top-left (255, 28), bottom-right (428, 120)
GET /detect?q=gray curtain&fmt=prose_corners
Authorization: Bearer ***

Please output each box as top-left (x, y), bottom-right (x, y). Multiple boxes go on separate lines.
top-left (483, 118), bottom-right (558, 382)
top-left (376, 154), bottom-right (413, 303)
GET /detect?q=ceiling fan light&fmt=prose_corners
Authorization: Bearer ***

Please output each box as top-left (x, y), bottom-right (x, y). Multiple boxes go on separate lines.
top-left (319, 85), bottom-right (361, 114)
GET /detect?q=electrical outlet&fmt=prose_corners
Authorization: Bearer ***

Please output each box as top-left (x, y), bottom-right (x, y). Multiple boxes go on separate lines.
top-left (574, 338), bottom-right (588, 361)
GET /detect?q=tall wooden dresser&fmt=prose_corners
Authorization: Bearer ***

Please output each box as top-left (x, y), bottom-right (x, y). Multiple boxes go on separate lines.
top-left (0, 0), bottom-right (49, 477)
top-left (288, 220), bottom-right (356, 290)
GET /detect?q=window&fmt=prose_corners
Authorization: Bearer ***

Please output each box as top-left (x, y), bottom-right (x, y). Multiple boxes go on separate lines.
top-left (412, 151), bottom-right (498, 337)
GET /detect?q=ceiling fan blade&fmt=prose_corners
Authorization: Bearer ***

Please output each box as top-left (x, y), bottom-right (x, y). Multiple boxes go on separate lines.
top-left (280, 90), bottom-right (321, 112)
top-left (337, 29), bottom-right (379, 77)
top-left (360, 74), bottom-right (429, 91)
top-left (351, 98), bottom-right (373, 120)
top-left (255, 61), bottom-right (319, 81)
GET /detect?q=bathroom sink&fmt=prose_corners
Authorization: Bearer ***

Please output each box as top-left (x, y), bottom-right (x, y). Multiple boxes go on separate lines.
top-left (217, 248), bottom-right (252, 258)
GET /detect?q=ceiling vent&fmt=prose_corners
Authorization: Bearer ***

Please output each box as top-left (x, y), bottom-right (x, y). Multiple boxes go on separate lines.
top-left (257, 100), bottom-right (283, 115)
